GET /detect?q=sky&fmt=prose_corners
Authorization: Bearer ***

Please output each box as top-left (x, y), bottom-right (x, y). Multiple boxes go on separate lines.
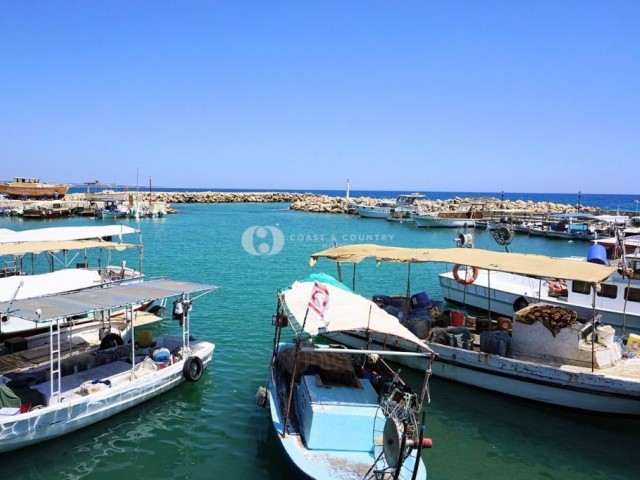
top-left (1, 1), bottom-right (638, 194)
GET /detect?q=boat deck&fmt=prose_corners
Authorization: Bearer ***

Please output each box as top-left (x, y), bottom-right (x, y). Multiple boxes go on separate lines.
top-left (0, 311), bottom-right (161, 374)
top-left (0, 337), bottom-right (96, 374)
top-left (558, 356), bottom-right (640, 380)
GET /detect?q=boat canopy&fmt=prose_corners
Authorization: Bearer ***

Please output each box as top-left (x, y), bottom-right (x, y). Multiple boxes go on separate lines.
top-left (0, 278), bottom-right (218, 323)
top-left (281, 273), bottom-right (434, 354)
top-left (0, 240), bottom-right (136, 256)
top-left (0, 225), bottom-right (138, 244)
top-left (309, 244), bottom-right (618, 284)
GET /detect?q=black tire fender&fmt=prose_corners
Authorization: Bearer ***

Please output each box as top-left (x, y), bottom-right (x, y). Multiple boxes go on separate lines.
top-left (183, 356), bottom-right (204, 382)
top-left (513, 296), bottom-right (529, 313)
top-left (100, 333), bottom-right (124, 350)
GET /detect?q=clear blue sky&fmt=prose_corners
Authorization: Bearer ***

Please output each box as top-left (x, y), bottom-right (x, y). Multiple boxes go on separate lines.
top-left (1, 1), bottom-right (638, 193)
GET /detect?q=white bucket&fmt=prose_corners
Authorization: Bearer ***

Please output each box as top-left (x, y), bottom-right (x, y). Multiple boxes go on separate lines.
top-left (597, 325), bottom-right (615, 347)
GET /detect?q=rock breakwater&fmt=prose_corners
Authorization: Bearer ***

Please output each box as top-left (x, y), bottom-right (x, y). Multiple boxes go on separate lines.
top-left (63, 192), bottom-right (598, 215)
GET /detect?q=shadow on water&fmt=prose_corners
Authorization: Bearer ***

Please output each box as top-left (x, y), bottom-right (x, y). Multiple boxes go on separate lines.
top-left (1, 373), bottom-right (216, 480)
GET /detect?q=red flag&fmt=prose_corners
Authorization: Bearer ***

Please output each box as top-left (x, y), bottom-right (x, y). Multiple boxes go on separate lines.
top-left (308, 281), bottom-right (330, 327)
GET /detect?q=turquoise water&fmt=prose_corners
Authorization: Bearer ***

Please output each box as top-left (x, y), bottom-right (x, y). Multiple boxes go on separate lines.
top-left (1, 204), bottom-right (638, 479)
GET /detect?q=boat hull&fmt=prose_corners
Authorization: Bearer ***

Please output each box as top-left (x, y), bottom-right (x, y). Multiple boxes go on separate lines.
top-left (0, 339), bottom-right (214, 454)
top-left (324, 331), bottom-right (640, 416)
top-left (412, 215), bottom-right (477, 228)
top-left (355, 206), bottom-right (391, 218)
top-left (266, 343), bottom-right (428, 479)
top-left (0, 185), bottom-right (69, 200)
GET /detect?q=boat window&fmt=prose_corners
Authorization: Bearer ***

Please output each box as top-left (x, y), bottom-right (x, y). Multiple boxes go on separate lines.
top-left (571, 280), bottom-right (591, 295)
top-left (596, 284), bottom-right (617, 299)
top-left (624, 287), bottom-right (640, 303)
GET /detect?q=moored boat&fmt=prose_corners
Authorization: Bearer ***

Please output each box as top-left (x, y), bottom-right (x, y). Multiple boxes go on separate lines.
top-left (256, 274), bottom-right (434, 478)
top-left (308, 244), bottom-right (640, 416)
top-left (0, 225), bottom-right (149, 337)
top-left (0, 278), bottom-right (218, 454)
top-left (412, 202), bottom-right (485, 228)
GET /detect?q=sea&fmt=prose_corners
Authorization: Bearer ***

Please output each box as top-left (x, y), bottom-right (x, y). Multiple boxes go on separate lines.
top-left (0, 190), bottom-right (638, 480)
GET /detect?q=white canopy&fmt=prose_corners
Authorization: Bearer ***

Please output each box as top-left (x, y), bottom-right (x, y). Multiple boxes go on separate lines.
top-left (0, 225), bottom-right (137, 244)
top-left (0, 240), bottom-right (135, 256)
top-left (0, 269), bottom-right (104, 302)
top-left (281, 275), bottom-right (434, 354)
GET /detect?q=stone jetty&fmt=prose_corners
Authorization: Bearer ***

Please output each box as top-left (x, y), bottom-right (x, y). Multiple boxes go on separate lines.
top-left (6, 191), bottom-right (597, 217)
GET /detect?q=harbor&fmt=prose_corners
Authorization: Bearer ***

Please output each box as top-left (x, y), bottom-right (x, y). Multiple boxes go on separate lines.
top-left (2, 1), bottom-right (638, 477)
top-left (0, 198), bottom-right (639, 479)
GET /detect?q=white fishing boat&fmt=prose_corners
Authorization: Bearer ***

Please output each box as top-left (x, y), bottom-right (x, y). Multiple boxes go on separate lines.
top-left (0, 225), bottom-right (150, 337)
top-left (0, 278), bottom-right (217, 454)
top-left (309, 244), bottom-right (640, 416)
top-left (411, 202), bottom-right (485, 228)
top-left (387, 193), bottom-right (426, 222)
top-left (256, 274), bottom-right (434, 479)
top-left (355, 193), bottom-right (424, 220)
top-left (438, 243), bottom-right (640, 333)
top-left (354, 200), bottom-right (397, 219)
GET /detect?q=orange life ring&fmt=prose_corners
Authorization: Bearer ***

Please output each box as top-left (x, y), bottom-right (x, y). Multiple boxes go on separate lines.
top-left (453, 264), bottom-right (479, 285)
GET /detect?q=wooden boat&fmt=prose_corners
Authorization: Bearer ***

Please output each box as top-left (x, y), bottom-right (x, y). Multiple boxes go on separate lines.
top-left (256, 274), bottom-right (434, 479)
top-left (22, 202), bottom-right (72, 219)
top-left (309, 244), bottom-right (640, 416)
top-left (412, 202), bottom-right (485, 228)
top-left (355, 193), bottom-right (425, 220)
top-left (0, 177), bottom-right (70, 200)
top-left (0, 278), bottom-right (217, 454)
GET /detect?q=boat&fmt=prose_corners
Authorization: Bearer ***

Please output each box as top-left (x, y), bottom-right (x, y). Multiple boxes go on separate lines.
top-left (98, 199), bottom-right (129, 219)
top-left (437, 242), bottom-right (640, 333)
top-left (308, 244), bottom-right (640, 416)
top-left (0, 177), bottom-right (70, 200)
top-left (256, 274), bottom-right (434, 478)
top-left (355, 193), bottom-right (424, 220)
top-left (411, 202), bottom-right (485, 228)
top-left (0, 225), bottom-right (148, 337)
top-left (0, 278), bottom-right (217, 454)
top-left (387, 193), bottom-right (426, 222)
top-left (22, 202), bottom-right (72, 220)
top-left (354, 200), bottom-right (397, 219)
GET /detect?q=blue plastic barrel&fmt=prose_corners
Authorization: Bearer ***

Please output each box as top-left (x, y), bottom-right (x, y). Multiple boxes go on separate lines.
top-left (411, 292), bottom-right (431, 309)
top-left (587, 244), bottom-right (607, 265)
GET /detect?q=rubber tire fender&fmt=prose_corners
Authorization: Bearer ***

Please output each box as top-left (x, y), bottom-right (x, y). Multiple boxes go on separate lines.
top-left (100, 333), bottom-right (124, 350)
top-left (513, 296), bottom-right (529, 313)
top-left (183, 356), bottom-right (204, 382)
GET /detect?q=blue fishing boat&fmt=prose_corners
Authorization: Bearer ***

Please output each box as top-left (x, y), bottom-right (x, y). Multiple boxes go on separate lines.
top-left (256, 274), bottom-right (434, 479)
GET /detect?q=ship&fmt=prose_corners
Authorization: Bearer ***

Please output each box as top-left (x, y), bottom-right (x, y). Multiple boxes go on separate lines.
top-left (0, 176), bottom-right (70, 199)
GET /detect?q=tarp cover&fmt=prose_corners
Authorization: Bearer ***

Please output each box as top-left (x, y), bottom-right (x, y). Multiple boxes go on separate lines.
top-left (309, 244), bottom-right (617, 284)
top-left (281, 274), bottom-right (433, 354)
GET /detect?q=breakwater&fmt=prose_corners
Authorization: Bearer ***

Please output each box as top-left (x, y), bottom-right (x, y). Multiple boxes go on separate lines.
top-left (1, 192), bottom-right (600, 219)
top-left (62, 191), bottom-right (597, 215)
